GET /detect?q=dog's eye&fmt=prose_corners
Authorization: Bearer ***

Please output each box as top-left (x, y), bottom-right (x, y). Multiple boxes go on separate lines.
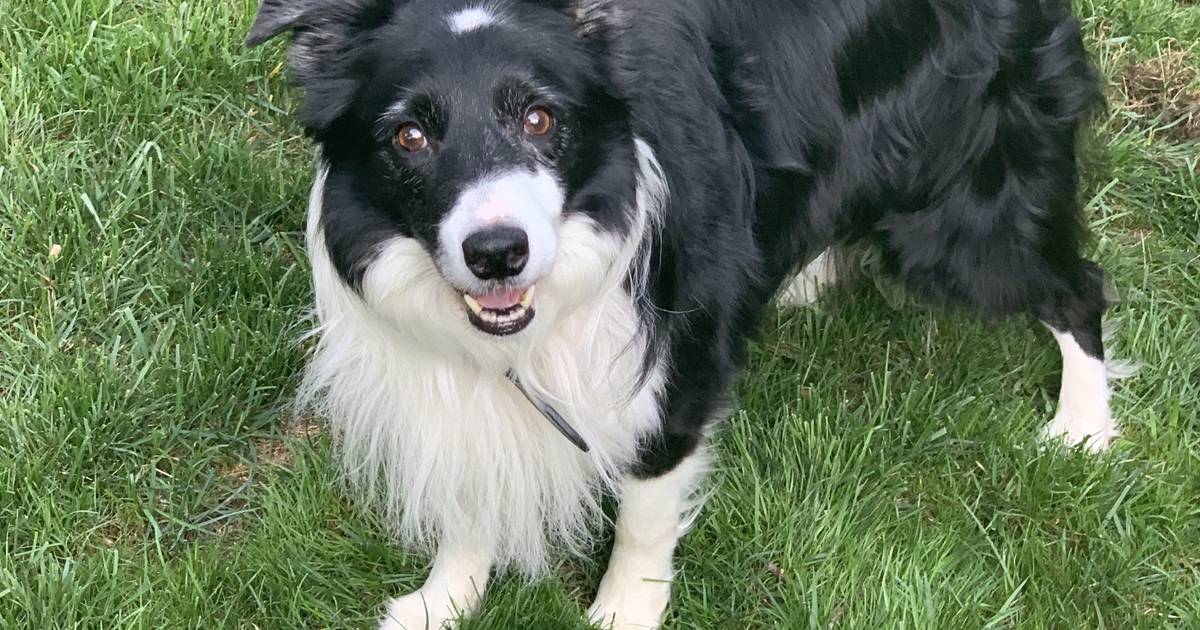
top-left (395, 124), bottom-right (428, 152)
top-left (523, 107), bottom-right (554, 137)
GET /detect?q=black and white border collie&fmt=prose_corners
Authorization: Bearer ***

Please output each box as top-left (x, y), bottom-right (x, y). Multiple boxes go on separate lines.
top-left (247, 0), bottom-right (1117, 627)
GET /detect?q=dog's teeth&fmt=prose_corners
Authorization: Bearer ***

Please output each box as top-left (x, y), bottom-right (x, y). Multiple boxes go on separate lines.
top-left (464, 288), bottom-right (535, 333)
top-left (519, 286), bottom-right (536, 308)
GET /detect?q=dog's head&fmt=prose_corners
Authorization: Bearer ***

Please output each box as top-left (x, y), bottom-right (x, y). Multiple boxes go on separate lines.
top-left (249, 0), bottom-right (654, 350)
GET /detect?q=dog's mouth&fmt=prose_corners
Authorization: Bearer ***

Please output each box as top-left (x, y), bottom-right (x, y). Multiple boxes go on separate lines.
top-left (462, 286), bottom-right (536, 336)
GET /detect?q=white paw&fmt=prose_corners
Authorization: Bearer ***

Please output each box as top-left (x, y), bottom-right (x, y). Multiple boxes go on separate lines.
top-left (778, 276), bottom-right (824, 307)
top-left (1041, 411), bottom-right (1118, 453)
top-left (378, 591), bottom-right (465, 630)
top-left (587, 578), bottom-right (671, 630)
top-left (778, 250), bottom-right (838, 307)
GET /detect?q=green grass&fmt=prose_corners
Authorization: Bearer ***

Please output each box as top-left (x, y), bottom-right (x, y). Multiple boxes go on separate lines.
top-left (1, 0), bottom-right (1198, 628)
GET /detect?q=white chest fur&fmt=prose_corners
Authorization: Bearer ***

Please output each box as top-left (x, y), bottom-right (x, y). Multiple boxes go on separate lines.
top-left (298, 159), bottom-right (666, 575)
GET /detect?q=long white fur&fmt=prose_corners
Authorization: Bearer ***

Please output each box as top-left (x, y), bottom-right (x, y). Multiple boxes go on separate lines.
top-left (588, 450), bottom-right (712, 630)
top-left (298, 140), bottom-right (669, 577)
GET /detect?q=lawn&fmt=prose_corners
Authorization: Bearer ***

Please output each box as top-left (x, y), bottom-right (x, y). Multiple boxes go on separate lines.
top-left (1, 0), bottom-right (1198, 628)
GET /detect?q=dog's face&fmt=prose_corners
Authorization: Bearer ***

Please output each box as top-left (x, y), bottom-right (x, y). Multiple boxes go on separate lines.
top-left (249, 0), bottom-right (642, 344)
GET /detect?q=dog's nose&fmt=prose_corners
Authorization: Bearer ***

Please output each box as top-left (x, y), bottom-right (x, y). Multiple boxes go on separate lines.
top-left (462, 226), bottom-right (529, 280)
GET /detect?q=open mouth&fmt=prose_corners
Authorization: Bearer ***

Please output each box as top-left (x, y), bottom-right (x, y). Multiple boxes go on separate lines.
top-left (462, 286), bottom-right (536, 336)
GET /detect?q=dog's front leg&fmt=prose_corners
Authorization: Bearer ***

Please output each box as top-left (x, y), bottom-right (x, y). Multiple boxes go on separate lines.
top-left (379, 542), bottom-right (493, 630)
top-left (588, 452), bottom-right (709, 630)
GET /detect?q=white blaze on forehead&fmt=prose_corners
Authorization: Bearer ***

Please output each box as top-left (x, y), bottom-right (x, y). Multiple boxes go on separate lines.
top-left (448, 6), bottom-right (500, 34)
top-left (439, 168), bottom-right (565, 288)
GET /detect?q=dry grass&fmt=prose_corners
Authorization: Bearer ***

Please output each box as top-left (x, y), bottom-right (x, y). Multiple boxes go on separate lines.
top-left (1121, 43), bottom-right (1200, 141)
top-left (218, 416), bottom-right (324, 482)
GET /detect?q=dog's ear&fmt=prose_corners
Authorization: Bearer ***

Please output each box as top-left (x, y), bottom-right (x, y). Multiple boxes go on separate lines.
top-left (518, 0), bottom-right (615, 37)
top-left (245, 0), bottom-right (317, 47)
top-left (246, 0), bottom-right (401, 47)
top-left (245, 0), bottom-right (403, 133)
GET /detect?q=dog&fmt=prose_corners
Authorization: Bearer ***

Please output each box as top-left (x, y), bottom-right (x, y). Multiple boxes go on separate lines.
top-left (246, 0), bottom-right (1114, 627)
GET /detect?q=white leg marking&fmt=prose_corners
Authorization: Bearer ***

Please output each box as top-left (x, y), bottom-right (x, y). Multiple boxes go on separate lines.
top-left (779, 249), bottom-right (839, 307)
top-left (379, 544), bottom-right (493, 630)
top-left (587, 453), bottom-right (709, 630)
top-left (1042, 326), bottom-right (1116, 452)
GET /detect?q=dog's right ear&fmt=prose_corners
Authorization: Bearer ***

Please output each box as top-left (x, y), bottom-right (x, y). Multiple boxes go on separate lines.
top-left (245, 0), bottom-right (317, 47)
top-left (245, 0), bottom-right (401, 132)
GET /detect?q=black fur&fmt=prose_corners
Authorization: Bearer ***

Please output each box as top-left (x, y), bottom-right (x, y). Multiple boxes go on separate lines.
top-left (249, 0), bottom-right (1106, 477)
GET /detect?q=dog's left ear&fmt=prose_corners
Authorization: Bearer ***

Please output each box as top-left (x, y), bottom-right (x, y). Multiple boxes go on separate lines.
top-left (246, 0), bottom-right (317, 47)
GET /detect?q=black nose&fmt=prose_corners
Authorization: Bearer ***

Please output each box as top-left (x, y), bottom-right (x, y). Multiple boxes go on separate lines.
top-left (462, 226), bottom-right (529, 280)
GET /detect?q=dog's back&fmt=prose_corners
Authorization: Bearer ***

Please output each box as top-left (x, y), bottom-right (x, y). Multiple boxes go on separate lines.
top-left (604, 0), bottom-right (1102, 313)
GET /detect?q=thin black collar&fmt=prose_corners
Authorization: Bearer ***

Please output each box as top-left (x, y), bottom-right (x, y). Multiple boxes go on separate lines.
top-left (507, 371), bottom-right (590, 453)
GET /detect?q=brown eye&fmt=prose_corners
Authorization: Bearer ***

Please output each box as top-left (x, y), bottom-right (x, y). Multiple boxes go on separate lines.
top-left (523, 107), bottom-right (554, 137)
top-left (395, 123), bottom-right (428, 152)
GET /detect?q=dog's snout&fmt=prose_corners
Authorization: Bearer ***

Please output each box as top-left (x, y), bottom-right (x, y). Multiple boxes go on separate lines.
top-left (462, 226), bottom-right (529, 280)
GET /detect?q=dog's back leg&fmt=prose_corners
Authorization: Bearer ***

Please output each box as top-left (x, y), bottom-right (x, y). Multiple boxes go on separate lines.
top-left (876, 215), bottom-right (1119, 451)
top-left (1035, 261), bottom-right (1117, 451)
top-left (871, 174), bottom-right (1121, 450)
top-left (778, 247), bottom-right (842, 307)
top-left (873, 190), bottom-right (1124, 451)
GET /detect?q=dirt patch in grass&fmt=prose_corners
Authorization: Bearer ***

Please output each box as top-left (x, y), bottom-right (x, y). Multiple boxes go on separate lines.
top-left (220, 416), bottom-right (324, 482)
top-left (185, 418), bottom-right (325, 542)
top-left (260, 415), bottom-right (323, 467)
top-left (1121, 47), bottom-right (1200, 141)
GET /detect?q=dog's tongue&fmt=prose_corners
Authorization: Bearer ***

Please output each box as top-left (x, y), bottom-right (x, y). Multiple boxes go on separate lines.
top-left (474, 288), bottom-right (524, 310)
